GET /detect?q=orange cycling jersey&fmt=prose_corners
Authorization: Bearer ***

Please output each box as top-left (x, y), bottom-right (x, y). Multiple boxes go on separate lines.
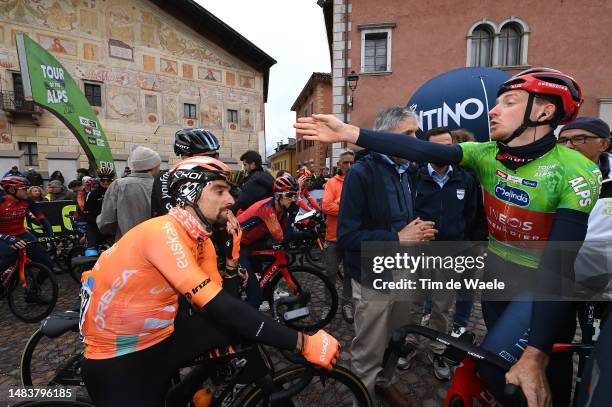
top-left (80, 208), bottom-right (226, 359)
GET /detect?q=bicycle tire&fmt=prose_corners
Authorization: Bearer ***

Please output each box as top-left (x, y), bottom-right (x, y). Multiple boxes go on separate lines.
top-left (21, 327), bottom-right (90, 400)
top-left (240, 365), bottom-right (372, 407)
top-left (8, 262), bottom-right (58, 323)
top-left (267, 265), bottom-right (338, 332)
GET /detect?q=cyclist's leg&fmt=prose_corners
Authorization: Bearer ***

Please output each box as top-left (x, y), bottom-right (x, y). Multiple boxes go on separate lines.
top-left (478, 300), bottom-right (531, 403)
top-left (85, 221), bottom-right (101, 249)
top-left (478, 300), bottom-right (575, 406)
top-left (22, 232), bottom-right (54, 270)
top-left (240, 243), bottom-right (262, 308)
top-left (0, 238), bottom-right (18, 271)
top-left (81, 339), bottom-right (173, 407)
top-left (169, 308), bottom-right (269, 387)
top-left (169, 306), bottom-right (238, 366)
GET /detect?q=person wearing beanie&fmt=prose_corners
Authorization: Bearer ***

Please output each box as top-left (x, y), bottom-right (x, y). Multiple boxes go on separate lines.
top-left (97, 146), bottom-right (161, 241)
top-left (559, 117), bottom-right (612, 315)
top-left (46, 179), bottom-right (77, 201)
top-left (559, 117), bottom-right (611, 169)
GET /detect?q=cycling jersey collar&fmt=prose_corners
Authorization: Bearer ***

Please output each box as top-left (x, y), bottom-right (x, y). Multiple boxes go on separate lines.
top-left (496, 131), bottom-right (557, 171)
top-left (168, 207), bottom-right (211, 241)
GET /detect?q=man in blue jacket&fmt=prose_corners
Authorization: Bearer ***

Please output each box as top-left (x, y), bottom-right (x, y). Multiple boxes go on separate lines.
top-left (338, 106), bottom-right (436, 406)
top-left (407, 127), bottom-right (477, 381)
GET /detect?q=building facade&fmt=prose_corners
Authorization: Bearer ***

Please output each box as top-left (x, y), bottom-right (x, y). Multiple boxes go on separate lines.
top-left (319, 0), bottom-right (612, 157)
top-left (291, 72), bottom-right (332, 173)
top-left (269, 138), bottom-right (296, 174)
top-left (0, 0), bottom-right (275, 177)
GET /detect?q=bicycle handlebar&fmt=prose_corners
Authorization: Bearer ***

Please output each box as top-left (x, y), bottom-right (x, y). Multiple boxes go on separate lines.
top-left (388, 324), bottom-right (513, 371)
top-left (389, 325), bottom-right (531, 407)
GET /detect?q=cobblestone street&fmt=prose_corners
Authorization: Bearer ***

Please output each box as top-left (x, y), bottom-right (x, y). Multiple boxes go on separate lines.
top-left (0, 267), bottom-right (494, 406)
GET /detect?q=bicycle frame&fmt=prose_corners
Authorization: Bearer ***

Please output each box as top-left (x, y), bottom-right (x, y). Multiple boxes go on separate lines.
top-left (1, 247), bottom-right (31, 290)
top-left (250, 246), bottom-right (298, 292)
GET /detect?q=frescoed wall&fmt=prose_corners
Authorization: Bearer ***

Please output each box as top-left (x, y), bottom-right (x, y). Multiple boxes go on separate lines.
top-left (0, 0), bottom-right (264, 170)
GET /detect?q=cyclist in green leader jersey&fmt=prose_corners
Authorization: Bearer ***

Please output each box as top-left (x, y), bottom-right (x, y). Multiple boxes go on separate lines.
top-left (295, 68), bottom-right (601, 407)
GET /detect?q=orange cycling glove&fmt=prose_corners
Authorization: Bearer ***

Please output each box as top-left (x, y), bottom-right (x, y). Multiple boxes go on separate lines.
top-left (302, 330), bottom-right (340, 370)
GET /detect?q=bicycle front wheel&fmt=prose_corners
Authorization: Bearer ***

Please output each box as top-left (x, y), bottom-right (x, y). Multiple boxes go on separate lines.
top-left (8, 262), bottom-right (58, 323)
top-left (268, 265), bottom-right (338, 332)
top-left (240, 365), bottom-right (372, 407)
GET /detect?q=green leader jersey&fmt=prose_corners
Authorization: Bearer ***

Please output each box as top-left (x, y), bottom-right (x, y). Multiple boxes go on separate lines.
top-left (459, 141), bottom-right (601, 268)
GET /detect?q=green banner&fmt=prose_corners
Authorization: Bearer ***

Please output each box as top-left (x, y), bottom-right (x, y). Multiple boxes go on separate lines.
top-left (15, 33), bottom-right (114, 171)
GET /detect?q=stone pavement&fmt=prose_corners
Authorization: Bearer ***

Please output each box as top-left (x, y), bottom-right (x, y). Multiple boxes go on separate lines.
top-left (0, 269), bottom-right (493, 406)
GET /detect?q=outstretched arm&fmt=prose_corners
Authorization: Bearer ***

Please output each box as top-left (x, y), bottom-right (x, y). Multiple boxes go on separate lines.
top-left (294, 114), bottom-right (462, 165)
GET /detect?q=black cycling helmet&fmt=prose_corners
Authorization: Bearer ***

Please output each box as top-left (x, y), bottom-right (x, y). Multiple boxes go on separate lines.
top-left (97, 167), bottom-right (116, 180)
top-left (173, 128), bottom-right (221, 157)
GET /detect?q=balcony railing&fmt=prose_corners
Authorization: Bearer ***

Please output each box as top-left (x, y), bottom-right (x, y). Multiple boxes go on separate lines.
top-left (0, 91), bottom-right (43, 125)
top-left (0, 91), bottom-right (43, 113)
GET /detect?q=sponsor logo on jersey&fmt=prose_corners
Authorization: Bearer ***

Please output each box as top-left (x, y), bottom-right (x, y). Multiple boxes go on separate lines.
top-left (534, 164), bottom-right (556, 178)
top-left (495, 170), bottom-right (538, 187)
top-left (494, 183), bottom-right (530, 207)
top-left (189, 278), bottom-right (211, 296)
top-left (94, 269), bottom-right (138, 331)
top-left (569, 176), bottom-right (597, 208)
top-left (163, 222), bottom-right (188, 269)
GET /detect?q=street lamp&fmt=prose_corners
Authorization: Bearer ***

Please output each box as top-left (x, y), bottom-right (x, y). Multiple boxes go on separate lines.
top-left (347, 70), bottom-right (359, 109)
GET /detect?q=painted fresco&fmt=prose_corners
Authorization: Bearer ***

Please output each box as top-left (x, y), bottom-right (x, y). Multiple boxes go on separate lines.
top-left (38, 34), bottom-right (77, 56)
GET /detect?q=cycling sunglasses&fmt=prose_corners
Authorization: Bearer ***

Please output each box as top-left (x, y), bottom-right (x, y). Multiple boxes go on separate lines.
top-left (280, 192), bottom-right (297, 199)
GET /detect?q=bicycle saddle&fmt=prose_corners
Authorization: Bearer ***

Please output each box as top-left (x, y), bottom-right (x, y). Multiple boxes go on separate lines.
top-left (71, 255), bottom-right (99, 269)
top-left (40, 310), bottom-right (79, 338)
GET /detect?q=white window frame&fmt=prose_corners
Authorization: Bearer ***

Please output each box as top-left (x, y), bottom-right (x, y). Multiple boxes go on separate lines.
top-left (466, 18), bottom-right (530, 68)
top-left (466, 20), bottom-right (497, 68)
top-left (599, 98), bottom-right (612, 126)
top-left (359, 23), bottom-right (395, 74)
top-left (497, 17), bottom-right (530, 67)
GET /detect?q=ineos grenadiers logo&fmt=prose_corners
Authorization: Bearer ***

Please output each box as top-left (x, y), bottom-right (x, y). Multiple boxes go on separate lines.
top-left (494, 183), bottom-right (530, 207)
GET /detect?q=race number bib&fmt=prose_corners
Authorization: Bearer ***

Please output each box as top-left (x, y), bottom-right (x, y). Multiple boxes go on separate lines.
top-left (78, 279), bottom-right (93, 341)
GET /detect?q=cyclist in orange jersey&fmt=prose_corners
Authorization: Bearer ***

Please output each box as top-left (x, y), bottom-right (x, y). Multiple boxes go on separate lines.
top-left (79, 156), bottom-right (340, 407)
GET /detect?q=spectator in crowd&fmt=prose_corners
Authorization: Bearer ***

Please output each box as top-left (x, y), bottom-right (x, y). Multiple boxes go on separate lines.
top-left (338, 106), bottom-right (436, 405)
top-left (232, 150), bottom-right (274, 213)
top-left (49, 170), bottom-right (65, 185)
top-left (322, 150), bottom-right (355, 323)
top-left (76, 168), bottom-right (90, 181)
top-left (97, 146), bottom-right (160, 241)
top-left (296, 166), bottom-right (322, 211)
top-left (309, 167), bottom-right (329, 190)
top-left (122, 166), bottom-right (131, 177)
top-left (27, 186), bottom-right (47, 202)
top-left (559, 118), bottom-right (612, 293)
top-left (26, 168), bottom-right (43, 186)
top-left (396, 127), bottom-right (478, 381)
top-left (68, 179), bottom-right (83, 193)
top-left (86, 168), bottom-right (116, 250)
top-left (275, 170), bottom-right (290, 178)
top-left (46, 180), bottom-right (76, 201)
top-left (4, 165), bottom-right (25, 178)
top-left (74, 176), bottom-right (94, 222)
